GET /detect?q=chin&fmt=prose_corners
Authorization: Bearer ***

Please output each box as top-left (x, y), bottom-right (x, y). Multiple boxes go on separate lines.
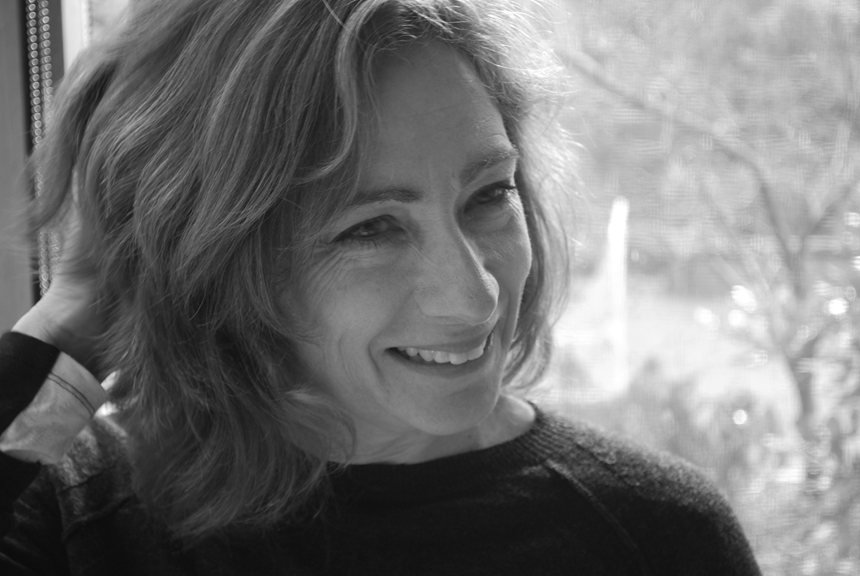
top-left (402, 383), bottom-right (501, 437)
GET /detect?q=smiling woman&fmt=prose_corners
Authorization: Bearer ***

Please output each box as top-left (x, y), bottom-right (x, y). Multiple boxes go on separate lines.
top-left (294, 42), bottom-right (534, 460)
top-left (0, 0), bottom-right (761, 574)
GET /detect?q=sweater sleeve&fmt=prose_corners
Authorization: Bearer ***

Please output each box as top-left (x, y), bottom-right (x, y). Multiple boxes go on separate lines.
top-left (0, 351), bottom-right (107, 464)
top-left (0, 331), bottom-right (105, 538)
top-left (0, 332), bottom-right (56, 538)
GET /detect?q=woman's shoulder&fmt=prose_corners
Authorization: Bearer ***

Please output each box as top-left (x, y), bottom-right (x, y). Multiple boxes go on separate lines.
top-left (34, 415), bottom-right (136, 519)
top-left (535, 408), bottom-right (761, 574)
top-left (7, 418), bottom-right (189, 572)
top-left (540, 410), bottom-right (722, 502)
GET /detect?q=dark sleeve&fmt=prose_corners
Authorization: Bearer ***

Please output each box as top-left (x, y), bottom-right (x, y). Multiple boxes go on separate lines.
top-left (0, 332), bottom-right (72, 574)
top-left (0, 332), bottom-right (59, 536)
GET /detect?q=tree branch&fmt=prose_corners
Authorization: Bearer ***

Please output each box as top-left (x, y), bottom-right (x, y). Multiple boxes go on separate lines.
top-left (806, 174), bottom-right (860, 239)
top-left (557, 48), bottom-right (797, 270)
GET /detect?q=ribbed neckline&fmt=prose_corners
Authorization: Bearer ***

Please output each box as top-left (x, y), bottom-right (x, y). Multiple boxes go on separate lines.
top-left (327, 407), bottom-right (570, 504)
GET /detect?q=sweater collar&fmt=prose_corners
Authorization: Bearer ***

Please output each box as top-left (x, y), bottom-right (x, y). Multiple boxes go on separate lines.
top-left (327, 406), bottom-right (568, 504)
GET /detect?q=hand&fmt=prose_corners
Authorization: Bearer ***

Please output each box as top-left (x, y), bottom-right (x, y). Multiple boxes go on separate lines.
top-left (12, 204), bottom-right (103, 375)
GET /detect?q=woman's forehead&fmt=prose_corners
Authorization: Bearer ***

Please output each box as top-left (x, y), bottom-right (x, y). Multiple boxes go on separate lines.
top-left (358, 42), bottom-right (513, 189)
top-left (370, 42), bottom-right (491, 120)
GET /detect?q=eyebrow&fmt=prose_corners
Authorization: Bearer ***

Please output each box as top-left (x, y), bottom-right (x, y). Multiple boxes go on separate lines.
top-left (460, 145), bottom-right (520, 187)
top-left (348, 145), bottom-right (520, 209)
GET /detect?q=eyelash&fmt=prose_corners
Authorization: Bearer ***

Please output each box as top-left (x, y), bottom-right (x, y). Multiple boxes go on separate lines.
top-left (333, 182), bottom-right (518, 247)
top-left (467, 183), bottom-right (518, 210)
top-left (333, 216), bottom-right (399, 247)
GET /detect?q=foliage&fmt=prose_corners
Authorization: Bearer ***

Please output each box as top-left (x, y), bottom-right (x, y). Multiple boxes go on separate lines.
top-left (531, 0), bottom-right (860, 572)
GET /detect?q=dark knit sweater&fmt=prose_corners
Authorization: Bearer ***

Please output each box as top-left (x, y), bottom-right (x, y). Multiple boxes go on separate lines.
top-left (0, 333), bottom-right (762, 575)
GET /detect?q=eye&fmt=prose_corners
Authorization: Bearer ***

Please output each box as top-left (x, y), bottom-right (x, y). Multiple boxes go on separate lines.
top-left (333, 215), bottom-right (401, 246)
top-left (466, 182), bottom-right (518, 212)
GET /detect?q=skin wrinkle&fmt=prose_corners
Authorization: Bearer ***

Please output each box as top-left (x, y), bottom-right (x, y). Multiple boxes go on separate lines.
top-left (291, 42), bottom-right (534, 463)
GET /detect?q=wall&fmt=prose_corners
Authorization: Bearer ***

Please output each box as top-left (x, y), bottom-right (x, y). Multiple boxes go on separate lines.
top-left (0, 0), bottom-right (33, 329)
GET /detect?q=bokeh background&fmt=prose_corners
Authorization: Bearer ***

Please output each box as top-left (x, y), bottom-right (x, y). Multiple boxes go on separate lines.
top-left (530, 1), bottom-right (860, 574)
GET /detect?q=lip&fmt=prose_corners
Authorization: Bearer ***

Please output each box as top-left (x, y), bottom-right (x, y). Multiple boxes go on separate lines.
top-left (388, 330), bottom-right (493, 355)
top-left (384, 331), bottom-right (495, 375)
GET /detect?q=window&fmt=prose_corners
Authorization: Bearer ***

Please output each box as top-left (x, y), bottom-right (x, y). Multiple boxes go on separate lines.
top-left (535, 1), bottom-right (860, 574)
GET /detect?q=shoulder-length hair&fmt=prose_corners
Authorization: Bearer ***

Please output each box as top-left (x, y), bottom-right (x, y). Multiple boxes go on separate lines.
top-left (33, 0), bottom-right (570, 542)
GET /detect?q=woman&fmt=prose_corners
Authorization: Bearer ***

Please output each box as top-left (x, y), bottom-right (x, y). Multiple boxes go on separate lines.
top-left (1, 0), bottom-right (762, 574)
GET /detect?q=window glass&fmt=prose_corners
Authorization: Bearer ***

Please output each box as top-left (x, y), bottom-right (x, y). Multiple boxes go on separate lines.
top-left (534, 1), bottom-right (860, 574)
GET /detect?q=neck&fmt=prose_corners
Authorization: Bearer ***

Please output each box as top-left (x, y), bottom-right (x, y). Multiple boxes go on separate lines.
top-left (345, 395), bottom-right (536, 465)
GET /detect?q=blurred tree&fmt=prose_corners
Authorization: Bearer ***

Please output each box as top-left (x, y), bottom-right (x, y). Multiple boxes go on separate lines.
top-left (534, 0), bottom-right (860, 572)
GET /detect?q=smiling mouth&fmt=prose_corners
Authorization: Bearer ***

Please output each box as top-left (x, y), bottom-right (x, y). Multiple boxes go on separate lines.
top-left (391, 333), bottom-right (492, 366)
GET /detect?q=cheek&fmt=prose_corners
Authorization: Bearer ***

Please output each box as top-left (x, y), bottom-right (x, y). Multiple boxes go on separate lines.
top-left (298, 257), bottom-right (405, 352)
top-left (486, 210), bottom-right (533, 295)
top-left (498, 216), bottom-right (533, 347)
top-left (289, 267), bottom-right (392, 396)
top-left (511, 219), bottom-right (533, 284)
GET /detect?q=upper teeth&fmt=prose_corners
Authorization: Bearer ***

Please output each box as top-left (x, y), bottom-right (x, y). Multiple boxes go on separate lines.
top-left (396, 341), bottom-right (486, 365)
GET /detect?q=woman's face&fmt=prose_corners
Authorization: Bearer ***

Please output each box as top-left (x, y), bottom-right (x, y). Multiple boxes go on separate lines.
top-left (293, 42), bottom-right (532, 452)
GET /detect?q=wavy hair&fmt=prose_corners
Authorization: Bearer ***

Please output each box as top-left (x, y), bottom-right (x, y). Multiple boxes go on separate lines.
top-left (32, 0), bottom-right (571, 542)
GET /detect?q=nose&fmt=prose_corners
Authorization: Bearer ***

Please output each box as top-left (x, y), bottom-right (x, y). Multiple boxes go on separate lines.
top-left (414, 231), bottom-right (499, 325)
